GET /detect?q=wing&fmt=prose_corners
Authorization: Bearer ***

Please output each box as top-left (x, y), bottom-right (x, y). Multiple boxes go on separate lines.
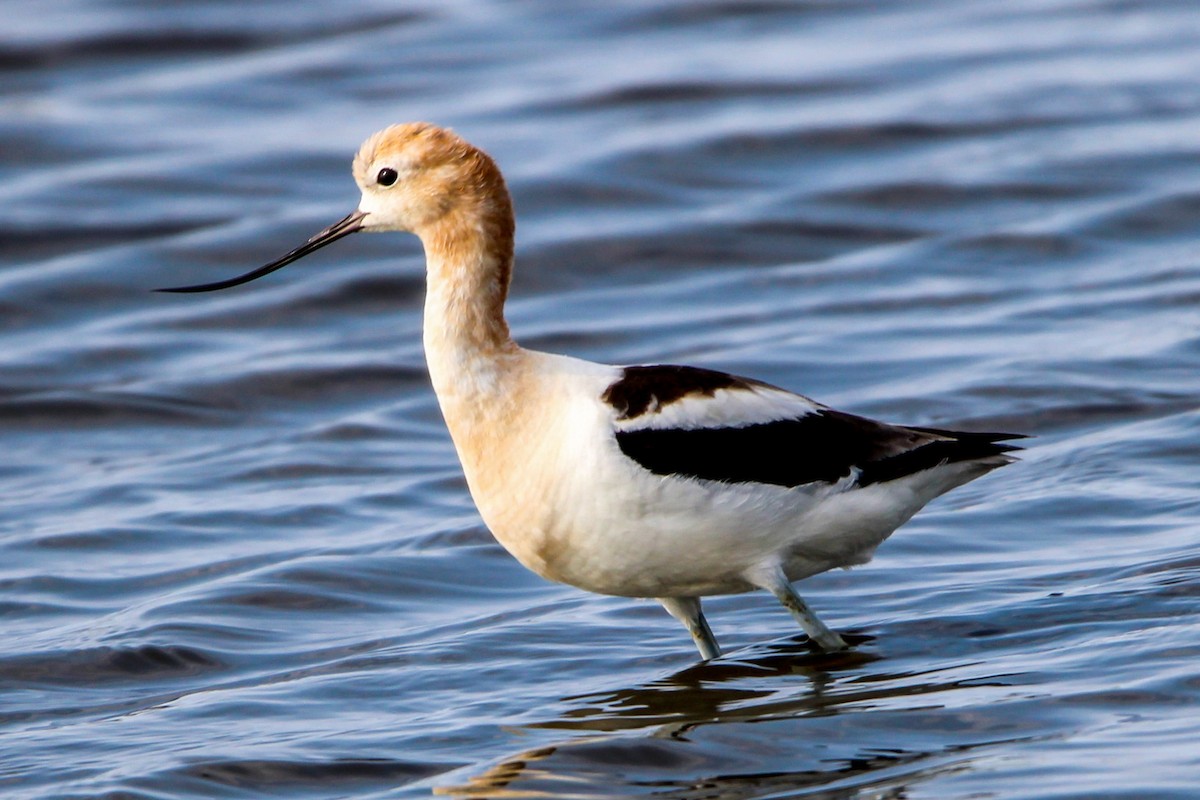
top-left (602, 364), bottom-right (1023, 489)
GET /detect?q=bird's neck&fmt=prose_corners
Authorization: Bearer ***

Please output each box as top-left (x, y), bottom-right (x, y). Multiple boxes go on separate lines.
top-left (419, 198), bottom-right (519, 407)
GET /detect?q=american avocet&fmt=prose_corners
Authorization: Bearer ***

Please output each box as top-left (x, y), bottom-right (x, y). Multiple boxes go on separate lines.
top-left (162, 123), bottom-right (1023, 660)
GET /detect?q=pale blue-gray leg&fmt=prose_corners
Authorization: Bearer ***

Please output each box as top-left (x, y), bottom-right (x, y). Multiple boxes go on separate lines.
top-left (659, 596), bottom-right (721, 660)
top-left (755, 569), bottom-right (847, 651)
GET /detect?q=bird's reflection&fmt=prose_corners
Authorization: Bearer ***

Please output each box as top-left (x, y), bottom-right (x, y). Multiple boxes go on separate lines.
top-left (434, 634), bottom-right (1016, 799)
top-left (538, 632), bottom-right (877, 735)
top-left (437, 738), bottom-right (920, 799)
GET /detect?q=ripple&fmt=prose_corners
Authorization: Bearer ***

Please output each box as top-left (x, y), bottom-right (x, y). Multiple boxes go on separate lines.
top-left (825, 180), bottom-right (1104, 210)
top-left (181, 756), bottom-right (450, 791)
top-left (1083, 190), bottom-right (1200, 240)
top-left (541, 77), bottom-right (871, 113)
top-left (0, 644), bottom-right (223, 686)
top-left (0, 389), bottom-right (217, 428)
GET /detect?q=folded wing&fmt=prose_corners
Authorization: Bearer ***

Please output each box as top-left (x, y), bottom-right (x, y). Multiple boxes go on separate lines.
top-left (603, 365), bottom-right (1022, 489)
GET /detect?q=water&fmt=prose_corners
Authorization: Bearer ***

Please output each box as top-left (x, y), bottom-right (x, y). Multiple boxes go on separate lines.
top-left (3, 0), bottom-right (1199, 797)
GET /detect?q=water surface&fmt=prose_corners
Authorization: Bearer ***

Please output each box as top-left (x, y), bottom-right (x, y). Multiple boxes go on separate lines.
top-left (3, 1), bottom-right (1200, 797)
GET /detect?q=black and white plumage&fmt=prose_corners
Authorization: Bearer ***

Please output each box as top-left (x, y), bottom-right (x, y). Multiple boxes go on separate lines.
top-left (606, 365), bottom-right (1021, 491)
top-left (593, 363), bottom-right (1022, 656)
top-left (161, 123), bottom-right (1024, 660)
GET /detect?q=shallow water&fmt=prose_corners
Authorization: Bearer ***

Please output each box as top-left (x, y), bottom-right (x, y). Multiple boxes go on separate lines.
top-left (3, 0), bottom-right (1200, 797)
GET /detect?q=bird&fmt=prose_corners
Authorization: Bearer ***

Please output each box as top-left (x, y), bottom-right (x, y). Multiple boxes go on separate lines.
top-left (160, 123), bottom-right (1023, 660)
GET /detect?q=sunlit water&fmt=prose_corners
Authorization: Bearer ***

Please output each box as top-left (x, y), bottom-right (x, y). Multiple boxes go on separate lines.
top-left (3, 1), bottom-right (1200, 797)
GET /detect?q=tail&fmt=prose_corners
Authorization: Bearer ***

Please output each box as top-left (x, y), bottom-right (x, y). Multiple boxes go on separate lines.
top-left (860, 427), bottom-right (1027, 487)
top-left (910, 427), bottom-right (1026, 460)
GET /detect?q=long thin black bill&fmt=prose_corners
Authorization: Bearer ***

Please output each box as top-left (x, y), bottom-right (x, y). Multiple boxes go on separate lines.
top-left (156, 209), bottom-right (367, 293)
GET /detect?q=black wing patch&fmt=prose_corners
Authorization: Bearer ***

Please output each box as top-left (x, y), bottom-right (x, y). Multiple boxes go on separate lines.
top-left (602, 364), bottom-right (767, 420)
top-left (614, 408), bottom-right (1024, 488)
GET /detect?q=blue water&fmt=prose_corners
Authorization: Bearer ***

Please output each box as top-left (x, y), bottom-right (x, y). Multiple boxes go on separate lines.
top-left (4, 1), bottom-right (1200, 797)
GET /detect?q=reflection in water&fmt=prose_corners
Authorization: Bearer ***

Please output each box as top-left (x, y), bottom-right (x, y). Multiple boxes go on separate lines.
top-left (440, 738), bottom-right (937, 799)
top-left (438, 639), bottom-right (1027, 799)
top-left (542, 635), bottom-right (879, 735)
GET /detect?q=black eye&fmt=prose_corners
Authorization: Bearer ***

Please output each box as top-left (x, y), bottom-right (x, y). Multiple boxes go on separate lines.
top-left (376, 167), bottom-right (398, 186)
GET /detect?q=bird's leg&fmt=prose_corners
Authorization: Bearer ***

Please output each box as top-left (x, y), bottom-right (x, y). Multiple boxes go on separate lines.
top-left (756, 569), bottom-right (847, 651)
top-left (658, 596), bottom-right (721, 660)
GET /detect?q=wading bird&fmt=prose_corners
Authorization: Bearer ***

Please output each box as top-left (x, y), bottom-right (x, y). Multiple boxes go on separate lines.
top-left (162, 123), bottom-right (1022, 659)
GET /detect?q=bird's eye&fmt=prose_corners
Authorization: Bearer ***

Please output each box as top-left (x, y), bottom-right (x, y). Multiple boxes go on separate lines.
top-left (376, 167), bottom-right (398, 187)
